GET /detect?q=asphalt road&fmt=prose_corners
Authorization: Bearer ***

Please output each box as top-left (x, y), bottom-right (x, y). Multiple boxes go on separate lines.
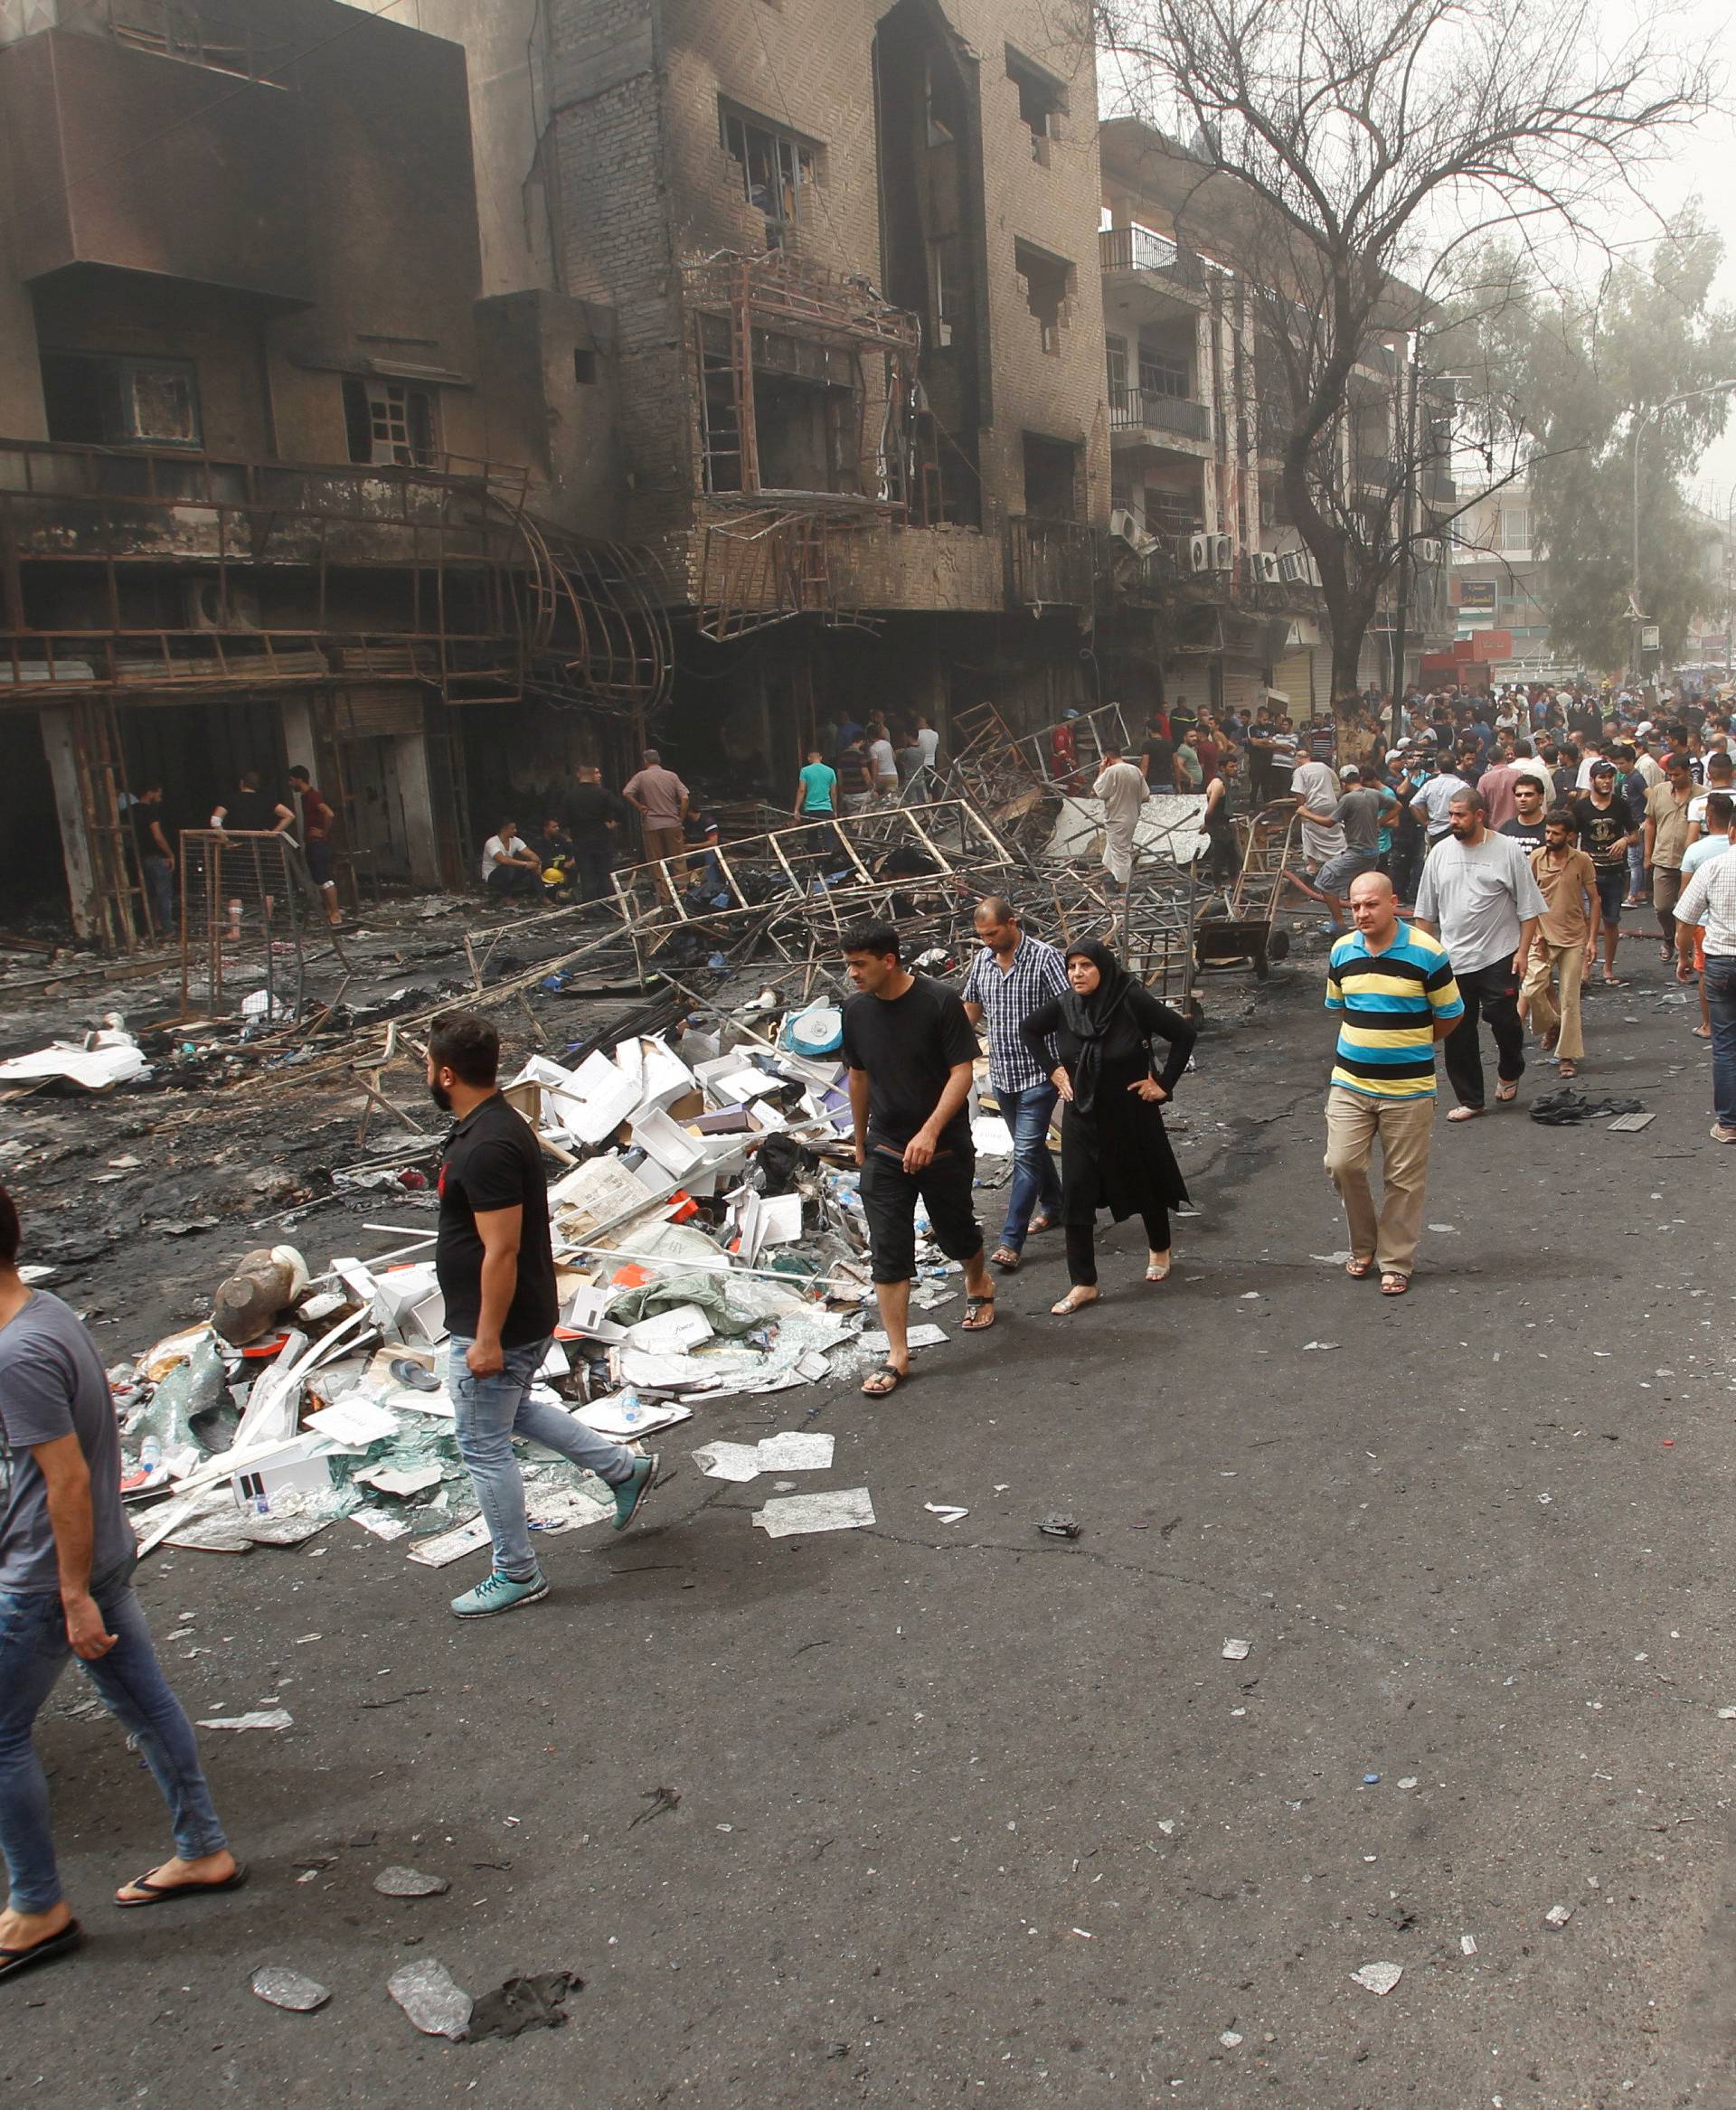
top-left (4, 939), bottom-right (1733, 2110)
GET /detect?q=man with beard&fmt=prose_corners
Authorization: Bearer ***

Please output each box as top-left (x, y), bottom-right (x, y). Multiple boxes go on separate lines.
top-left (428, 1013), bottom-right (656, 1619)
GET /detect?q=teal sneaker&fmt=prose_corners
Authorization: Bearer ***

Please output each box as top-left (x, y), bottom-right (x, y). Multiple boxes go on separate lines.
top-left (449, 1567), bottom-right (549, 1619)
top-left (612, 1453), bottom-right (659, 1532)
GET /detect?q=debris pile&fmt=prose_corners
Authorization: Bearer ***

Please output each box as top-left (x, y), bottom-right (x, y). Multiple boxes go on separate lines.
top-left (108, 1000), bottom-right (994, 1559)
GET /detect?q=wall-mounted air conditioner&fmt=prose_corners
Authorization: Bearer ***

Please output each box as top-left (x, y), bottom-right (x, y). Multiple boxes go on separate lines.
top-left (1414, 537), bottom-right (1444, 566)
top-left (1255, 552), bottom-right (1282, 586)
top-left (1109, 508), bottom-right (1140, 544)
top-left (1210, 532), bottom-right (1234, 570)
top-left (1278, 551), bottom-right (1307, 584)
top-left (1188, 533), bottom-right (1212, 573)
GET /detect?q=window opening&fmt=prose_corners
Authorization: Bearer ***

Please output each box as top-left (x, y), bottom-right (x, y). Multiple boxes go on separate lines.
top-left (41, 353), bottom-right (202, 447)
top-left (1014, 240), bottom-right (1072, 356)
top-left (1006, 48), bottom-right (1065, 165)
top-left (720, 103), bottom-right (820, 247)
top-left (929, 237), bottom-right (967, 347)
top-left (342, 376), bottom-right (437, 467)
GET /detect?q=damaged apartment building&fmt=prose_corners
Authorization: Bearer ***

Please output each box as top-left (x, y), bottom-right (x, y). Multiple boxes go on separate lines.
top-left (0, 0), bottom-right (1450, 943)
top-left (0, 0), bottom-right (671, 940)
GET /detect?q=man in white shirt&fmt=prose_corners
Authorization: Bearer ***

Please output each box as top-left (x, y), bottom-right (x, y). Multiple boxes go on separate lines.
top-left (1093, 744), bottom-right (1149, 887)
top-left (1408, 758), bottom-right (1471, 847)
top-left (867, 726), bottom-right (899, 795)
top-left (480, 819), bottom-right (542, 898)
top-left (1675, 802), bottom-right (1736, 1139)
top-left (1414, 785), bottom-right (1547, 1121)
top-left (1290, 756), bottom-right (1345, 871)
top-left (914, 716), bottom-right (941, 770)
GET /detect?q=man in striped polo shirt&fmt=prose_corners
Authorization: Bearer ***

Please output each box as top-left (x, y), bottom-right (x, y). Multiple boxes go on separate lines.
top-left (1323, 871), bottom-right (1464, 1295)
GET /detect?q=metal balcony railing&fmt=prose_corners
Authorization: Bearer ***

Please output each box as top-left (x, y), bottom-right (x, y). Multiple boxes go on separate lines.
top-left (1109, 390), bottom-right (1212, 444)
top-left (1006, 515), bottom-right (1098, 609)
top-left (1098, 226), bottom-right (1208, 295)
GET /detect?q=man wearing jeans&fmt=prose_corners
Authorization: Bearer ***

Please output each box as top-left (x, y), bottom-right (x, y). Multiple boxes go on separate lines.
top-left (429, 1013), bottom-right (656, 1620)
top-left (961, 897), bottom-right (1069, 1271)
top-left (0, 1186), bottom-right (241, 1983)
top-left (1414, 786), bottom-right (1546, 1122)
top-left (1673, 815), bottom-right (1736, 1142)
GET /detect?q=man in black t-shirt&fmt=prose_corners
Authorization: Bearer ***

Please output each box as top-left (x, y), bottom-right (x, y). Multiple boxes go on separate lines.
top-left (1138, 714), bottom-right (1177, 792)
top-left (841, 923), bottom-right (995, 1394)
top-left (128, 782), bottom-right (176, 936)
top-left (429, 1012), bottom-right (656, 1619)
top-left (1498, 777), bottom-right (1550, 854)
top-left (1571, 758), bottom-right (1638, 984)
top-left (209, 771), bottom-right (291, 838)
top-left (562, 763), bottom-right (627, 902)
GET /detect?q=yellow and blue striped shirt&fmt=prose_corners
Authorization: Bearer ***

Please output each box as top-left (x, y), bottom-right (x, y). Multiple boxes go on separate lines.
top-left (1325, 924), bottom-right (1463, 1101)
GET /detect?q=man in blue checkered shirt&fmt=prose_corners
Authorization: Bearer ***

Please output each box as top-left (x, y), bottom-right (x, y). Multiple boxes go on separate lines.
top-left (962, 897), bottom-right (1069, 1270)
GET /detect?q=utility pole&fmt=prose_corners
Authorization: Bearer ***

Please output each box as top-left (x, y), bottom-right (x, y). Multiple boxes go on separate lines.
top-left (1386, 334), bottom-right (1422, 749)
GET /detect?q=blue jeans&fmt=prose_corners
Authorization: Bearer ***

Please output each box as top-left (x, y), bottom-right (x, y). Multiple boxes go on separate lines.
top-left (997, 1083), bottom-right (1061, 1252)
top-left (0, 1565), bottom-right (227, 1914)
top-left (1706, 957), bottom-right (1736, 1130)
top-left (447, 1335), bottom-right (634, 1583)
top-left (143, 853), bottom-right (175, 934)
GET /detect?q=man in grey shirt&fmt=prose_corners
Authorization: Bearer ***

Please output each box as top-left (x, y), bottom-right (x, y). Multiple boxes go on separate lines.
top-left (0, 1187), bottom-right (241, 1983)
top-left (1414, 786), bottom-right (1547, 1120)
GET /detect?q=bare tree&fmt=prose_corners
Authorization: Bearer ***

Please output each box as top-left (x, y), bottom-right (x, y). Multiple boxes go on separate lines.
top-left (1096, 0), bottom-right (1716, 708)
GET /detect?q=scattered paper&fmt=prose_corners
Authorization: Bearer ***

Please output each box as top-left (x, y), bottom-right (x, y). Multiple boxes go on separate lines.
top-left (525, 1482), bottom-right (614, 1533)
top-left (1221, 1638), bottom-right (1250, 1661)
top-left (924, 1502), bottom-right (968, 1524)
top-left (1544, 1904), bottom-right (1573, 1928)
top-left (1460, 1935), bottom-right (1477, 1956)
top-left (692, 1442), bottom-right (765, 1483)
top-left (1350, 1962), bottom-right (1403, 1996)
top-left (197, 1709), bottom-right (293, 1732)
top-left (351, 1507), bottom-right (412, 1541)
top-left (406, 1515), bottom-right (492, 1568)
top-left (576, 1393), bottom-right (692, 1439)
top-left (374, 1866), bottom-right (450, 1898)
top-left (755, 1431), bottom-right (834, 1472)
top-left (751, 1487), bottom-right (875, 1538)
top-left (860, 1324), bottom-right (948, 1352)
top-left (1300, 1341), bottom-right (1340, 1352)
top-left (356, 1464), bottom-right (444, 1499)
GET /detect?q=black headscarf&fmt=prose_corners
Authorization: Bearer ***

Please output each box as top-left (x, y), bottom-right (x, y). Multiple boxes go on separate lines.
top-left (1060, 940), bottom-right (1133, 1115)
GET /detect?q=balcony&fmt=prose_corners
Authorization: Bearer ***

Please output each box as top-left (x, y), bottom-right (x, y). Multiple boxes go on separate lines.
top-left (1006, 515), bottom-right (1098, 610)
top-left (1099, 225), bottom-right (1209, 294)
top-left (1257, 403), bottom-right (1294, 459)
top-left (1109, 389), bottom-right (1212, 449)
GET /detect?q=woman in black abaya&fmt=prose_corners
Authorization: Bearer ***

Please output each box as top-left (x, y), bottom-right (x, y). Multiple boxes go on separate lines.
top-left (1019, 939), bottom-right (1196, 1314)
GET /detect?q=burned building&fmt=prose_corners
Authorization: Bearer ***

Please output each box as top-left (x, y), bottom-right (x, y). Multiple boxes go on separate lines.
top-left (0, 0), bottom-right (668, 940)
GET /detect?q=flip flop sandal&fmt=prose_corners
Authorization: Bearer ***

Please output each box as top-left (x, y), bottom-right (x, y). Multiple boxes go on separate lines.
top-left (989, 1248), bottom-right (1023, 1271)
top-left (1344, 1257), bottom-right (1375, 1279)
top-left (1495, 1084), bottom-right (1519, 1103)
top-left (114, 1863), bottom-right (249, 1909)
top-left (0, 1920), bottom-right (82, 1982)
top-left (1050, 1291), bottom-right (1099, 1315)
top-left (1145, 1260), bottom-right (1172, 1284)
top-left (860, 1363), bottom-right (906, 1397)
top-left (1447, 1105), bottom-right (1484, 1122)
top-left (1380, 1273), bottom-right (1410, 1296)
top-left (961, 1296), bottom-right (996, 1331)
top-left (1027, 1215), bottom-right (1056, 1235)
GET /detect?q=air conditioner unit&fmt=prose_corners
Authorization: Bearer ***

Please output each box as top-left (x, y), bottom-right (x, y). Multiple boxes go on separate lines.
top-left (1304, 553), bottom-right (1323, 587)
top-left (1210, 532), bottom-right (1234, 570)
top-left (1109, 507), bottom-right (1140, 544)
top-left (1255, 551), bottom-right (1282, 586)
top-left (1278, 551), bottom-right (1307, 584)
top-left (184, 578), bottom-right (260, 632)
top-left (1415, 537), bottom-right (1444, 567)
top-left (1188, 533), bottom-right (1212, 574)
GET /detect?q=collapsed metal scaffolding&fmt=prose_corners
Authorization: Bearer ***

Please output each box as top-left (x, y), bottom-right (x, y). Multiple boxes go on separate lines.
top-left (684, 250), bottom-right (929, 640)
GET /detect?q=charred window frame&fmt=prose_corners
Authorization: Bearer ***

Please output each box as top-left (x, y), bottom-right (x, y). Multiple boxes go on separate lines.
top-left (1138, 342), bottom-right (1190, 400)
top-left (1005, 47), bottom-right (1067, 166)
top-left (719, 102), bottom-right (822, 248)
top-left (40, 352), bottom-right (203, 447)
top-left (343, 376), bottom-right (438, 467)
top-left (928, 236), bottom-right (967, 348)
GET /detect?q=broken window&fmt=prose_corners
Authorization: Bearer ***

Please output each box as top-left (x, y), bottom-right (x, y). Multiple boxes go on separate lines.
top-left (1006, 48), bottom-right (1066, 165)
top-left (928, 237), bottom-right (967, 348)
top-left (40, 352), bottom-right (202, 447)
top-left (342, 377), bottom-right (438, 468)
top-left (572, 349), bottom-right (598, 385)
top-left (1023, 432), bottom-right (1081, 521)
top-left (924, 51), bottom-right (959, 146)
top-left (1106, 334), bottom-right (1129, 407)
top-left (720, 102), bottom-right (821, 246)
top-left (1138, 342), bottom-right (1190, 400)
top-left (1014, 240), bottom-right (1072, 355)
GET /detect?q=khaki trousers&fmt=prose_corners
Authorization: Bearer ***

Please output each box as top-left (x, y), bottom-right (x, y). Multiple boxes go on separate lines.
top-left (1323, 1087), bottom-right (1435, 1278)
top-left (1522, 941), bottom-right (1586, 1062)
